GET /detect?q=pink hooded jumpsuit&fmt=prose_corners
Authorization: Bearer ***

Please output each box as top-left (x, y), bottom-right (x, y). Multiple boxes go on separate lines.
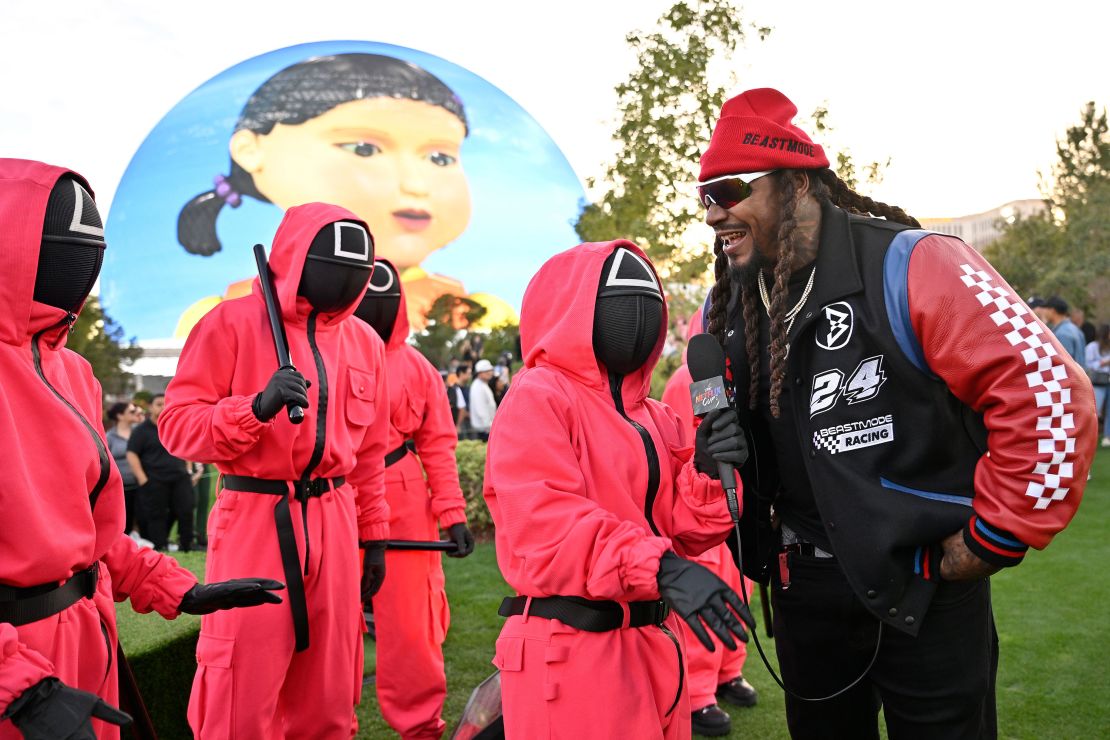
top-left (160, 203), bottom-right (391, 739)
top-left (484, 241), bottom-right (737, 739)
top-left (370, 260), bottom-right (468, 739)
top-left (0, 159), bottom-right (199, 740)
top-left (660, 308), bottom-right (750, 713)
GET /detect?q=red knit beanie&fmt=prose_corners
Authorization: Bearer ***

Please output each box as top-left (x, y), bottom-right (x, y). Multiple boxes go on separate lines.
top-left (698, 88), bottom-right (828, 182)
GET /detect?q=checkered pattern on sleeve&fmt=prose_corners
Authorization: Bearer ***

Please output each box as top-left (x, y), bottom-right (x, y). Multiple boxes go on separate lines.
top-left (953, 263), bottom-right (1088, 565)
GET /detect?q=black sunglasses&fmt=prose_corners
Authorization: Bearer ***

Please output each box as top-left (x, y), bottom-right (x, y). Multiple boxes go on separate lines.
top-left (696, 170), bottom-right (775, 210)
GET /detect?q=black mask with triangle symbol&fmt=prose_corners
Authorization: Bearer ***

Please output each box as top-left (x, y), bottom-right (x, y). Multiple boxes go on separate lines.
top-left (592, 247), bottom-right (663, 376)
top-left (34, 176), bottom-right (106, 313)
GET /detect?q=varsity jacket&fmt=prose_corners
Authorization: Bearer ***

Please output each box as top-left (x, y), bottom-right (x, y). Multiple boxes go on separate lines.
top-left (715, 201), bottom-right (1096, 636)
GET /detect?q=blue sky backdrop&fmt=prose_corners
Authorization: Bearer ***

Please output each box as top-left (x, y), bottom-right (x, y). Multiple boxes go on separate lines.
top-left (104, 40), bottom-right (585, 340)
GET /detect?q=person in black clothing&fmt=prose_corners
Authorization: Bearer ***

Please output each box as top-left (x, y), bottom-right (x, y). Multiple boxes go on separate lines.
top-left (697, 88), bottom-right (1095, 739)
top-left (126, 393), bottom-right (197, 551)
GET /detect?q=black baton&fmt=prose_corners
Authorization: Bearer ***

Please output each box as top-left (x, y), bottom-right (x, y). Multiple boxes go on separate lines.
top-left (385, 540), bottom-right (460, 553)
top-left (253, 243), bottom-right (304, 424)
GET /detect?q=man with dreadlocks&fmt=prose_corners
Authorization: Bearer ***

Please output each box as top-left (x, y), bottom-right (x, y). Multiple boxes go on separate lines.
top-left (697, 88), bottom-right (1096, 739)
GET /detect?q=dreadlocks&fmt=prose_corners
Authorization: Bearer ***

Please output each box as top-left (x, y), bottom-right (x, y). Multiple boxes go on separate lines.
top-left (704, 168), bottom-right (919, 418)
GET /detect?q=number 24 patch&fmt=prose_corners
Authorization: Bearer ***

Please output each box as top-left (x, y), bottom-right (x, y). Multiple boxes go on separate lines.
top-left (810, 355), bottom-right (887, 417)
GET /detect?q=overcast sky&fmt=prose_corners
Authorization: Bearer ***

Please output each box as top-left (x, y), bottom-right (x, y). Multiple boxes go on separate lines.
top-left (3, 0), bottom-right (1105, 220)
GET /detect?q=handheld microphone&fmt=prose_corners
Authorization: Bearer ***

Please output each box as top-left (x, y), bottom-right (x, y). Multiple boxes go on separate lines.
top-left (687, 334), bottom-right (740, 523)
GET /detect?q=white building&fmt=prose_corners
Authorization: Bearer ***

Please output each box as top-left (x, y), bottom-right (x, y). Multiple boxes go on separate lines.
top-left (919, 199), bottom-right (1045, 252)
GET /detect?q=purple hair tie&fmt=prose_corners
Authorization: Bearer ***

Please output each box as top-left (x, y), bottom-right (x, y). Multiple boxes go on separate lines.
top-left (213, 175), bottom-right (242, 208)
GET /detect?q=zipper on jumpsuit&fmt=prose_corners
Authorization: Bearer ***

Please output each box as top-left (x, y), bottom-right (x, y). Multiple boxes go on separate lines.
top-left (32, 315), bottom-right (111, 509)
top-left (33, 316), bottom-right (115, 683)
top-left (606, 372), bottom-right (684, 718)
top-left (300, 310), bottom-right (329, 576)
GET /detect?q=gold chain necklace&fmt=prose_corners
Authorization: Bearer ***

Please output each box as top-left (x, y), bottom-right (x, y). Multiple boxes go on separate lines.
top-left (758, 265), bottom-right (817, 337)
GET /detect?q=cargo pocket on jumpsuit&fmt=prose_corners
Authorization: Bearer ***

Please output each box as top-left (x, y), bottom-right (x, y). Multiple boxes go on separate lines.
top-left (191, 633), bottom-right (235, 734)
top-left (345, 367), bottom-right (377, 427)
top-left (429, 564), bottom-right (450, 646)
top-left (206, 490), bottom-right (240, 555)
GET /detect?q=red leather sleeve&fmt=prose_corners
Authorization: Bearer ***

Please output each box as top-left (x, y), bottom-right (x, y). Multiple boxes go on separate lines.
top-left (906, 235), bottom-right (1096, 563)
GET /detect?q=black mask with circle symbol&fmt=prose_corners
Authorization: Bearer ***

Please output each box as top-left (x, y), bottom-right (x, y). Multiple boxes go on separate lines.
top-left (592, 247), bottom-right (663, 376)
top-left (298, 220), bottom-right (374, 312)
top-left (354, 259), bottom-right (402, 342)
top-left (34, 177), bottom-right (107, 313)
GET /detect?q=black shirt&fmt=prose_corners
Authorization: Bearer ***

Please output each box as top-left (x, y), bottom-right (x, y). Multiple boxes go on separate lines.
top-left (127, 420), bottom-right (188, 481)
top-left (756, 264), bottom-right (832, 551)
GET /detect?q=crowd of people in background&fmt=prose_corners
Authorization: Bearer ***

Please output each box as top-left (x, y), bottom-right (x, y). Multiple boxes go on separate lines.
top-left (104, 394), bottom-right (210, 552)
top-left (1028, 296), bottom-right (1110, 448)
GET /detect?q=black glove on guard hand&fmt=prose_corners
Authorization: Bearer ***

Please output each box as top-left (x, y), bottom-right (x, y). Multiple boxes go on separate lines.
top-left (694, 408), bottom-right (748, 478)
top-left (253, 367), bottom-right (310, 422)
top-left (447, 523), bottom-right (475, 558)
top-left (361, 542), bottom-right (387, 602)
top-left (178, 578), bottom-right (286, 615)
top-left (656, 551), bottom-right (754, 652)
top-left (4, 677), bottom-right (131, 739)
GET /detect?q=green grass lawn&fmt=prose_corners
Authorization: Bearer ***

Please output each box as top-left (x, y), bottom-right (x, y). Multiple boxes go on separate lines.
top-left (118, 448), bottom-right (1110, 738)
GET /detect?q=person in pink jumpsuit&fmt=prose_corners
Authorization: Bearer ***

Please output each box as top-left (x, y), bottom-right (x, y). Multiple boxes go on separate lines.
top-left (0, 159), bottom-right (283, 740)
top-left (661, 308), bottom-right (758, 737)
top-left (484, 241), bottom-right (754, 739)
top-left (161, 203), bottom-right (391, 739)
top-left (352, 258), bottom-right (475, 739)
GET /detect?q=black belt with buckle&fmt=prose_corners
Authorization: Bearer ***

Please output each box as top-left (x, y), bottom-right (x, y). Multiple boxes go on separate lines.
top-left (0, 563), bottom-right (99, 627)
top-left (384, 440), bottom-right (416, 467)
top-left (220, 474), bottom-right (345, 652)
top-left (780, 524), bottom-right (834, 559)
top-left (498, 595), bottom-right (671, 632)
top-left (781, 542), bottom-right (834, 558)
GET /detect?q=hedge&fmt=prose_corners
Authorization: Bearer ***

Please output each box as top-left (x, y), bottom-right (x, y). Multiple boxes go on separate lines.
top-left (455, 440), bottom-right (492, 536)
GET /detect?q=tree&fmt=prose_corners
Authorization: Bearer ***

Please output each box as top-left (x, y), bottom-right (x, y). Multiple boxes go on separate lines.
top-left (68, 296), bottom-right (142, 397)
top-left (576, 1), bottom-right (887, 283)
top-left (576, 0), bottom-right (889, 396)
top-left (986, 101), bottom-right (1110, 314)
top-left (410, 293), bottom-right (487, 370)
top-left (481, 321), bottom-right (522, 367)
top-left (575, 0), bottom-right (770, 280)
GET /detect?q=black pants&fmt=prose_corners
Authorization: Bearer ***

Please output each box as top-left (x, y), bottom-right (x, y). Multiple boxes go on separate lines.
top-left (771, 551), bottom-right (998, 740)
top-left (194, 474), bottom-right (209, 546)
top-left (122, 483), bottom-right (138, 534)
top-left (139, 475), bottom-right (196, 551)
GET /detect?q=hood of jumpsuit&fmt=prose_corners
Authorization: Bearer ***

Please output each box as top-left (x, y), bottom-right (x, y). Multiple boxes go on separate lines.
top-left (0, 158), bottom-right (96, 348)
top-left (376, 258), bottom-right (411, 353)
top-left (0, 159), bottom-right (134, 588)
top-left (518, 239), bottom-right (668, 402)
top-left (255, 202), bottom-right (374, 327)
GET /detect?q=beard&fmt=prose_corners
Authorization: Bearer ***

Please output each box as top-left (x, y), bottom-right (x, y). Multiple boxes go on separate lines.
top-left (728, 242), bottom-right (776, 288)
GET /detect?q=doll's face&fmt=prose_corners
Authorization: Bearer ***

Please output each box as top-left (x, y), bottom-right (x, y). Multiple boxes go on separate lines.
top-left (235, 97), bottom-right (471, 270)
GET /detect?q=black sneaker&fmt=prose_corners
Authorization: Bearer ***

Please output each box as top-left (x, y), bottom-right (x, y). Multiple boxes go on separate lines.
top-left (717, 675), bottom-right (758, 708)
top-left (691, 704), bottom-right (731, 737)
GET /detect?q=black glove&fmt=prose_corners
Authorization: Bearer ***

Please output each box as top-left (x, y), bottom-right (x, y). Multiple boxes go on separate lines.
top-left (4, 677), bottom-right (131, 739)
top-left (446, 523), bottom-right (475, 558)
top-left (694, 408), bottom-right (748, 478)
top-left (361, 542), bottom-right (387, 602)
top-left (178, 578), bottom-right (285, 615)
top-left (252, 367), bottom-right (310, 422)
top-left (656, 551), bottom-right (754, 652)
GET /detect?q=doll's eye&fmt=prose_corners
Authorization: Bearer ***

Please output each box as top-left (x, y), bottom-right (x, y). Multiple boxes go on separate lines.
top-left (338, 142), bottom-right (381, 157)
top-left (428, 151), bottom-right (457, 167)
